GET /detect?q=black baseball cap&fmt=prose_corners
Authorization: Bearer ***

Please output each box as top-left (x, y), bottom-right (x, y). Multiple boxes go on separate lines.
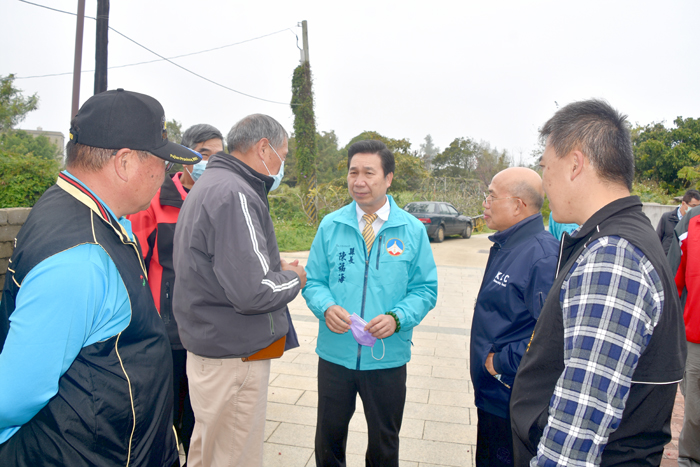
top-left (69, 89), bottom-right (202, 165)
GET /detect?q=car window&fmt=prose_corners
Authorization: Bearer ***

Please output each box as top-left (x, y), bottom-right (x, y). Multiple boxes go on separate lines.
top-left (446, 205), bottom-right (458, 215)
top-left (405, 203), bottom-right (434, 213)
top-left (439, 204), bottom-right (451, 214)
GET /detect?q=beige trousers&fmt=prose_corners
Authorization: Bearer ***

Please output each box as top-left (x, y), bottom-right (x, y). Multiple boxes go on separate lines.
top-left (186, 352), bottom-right (271, 467)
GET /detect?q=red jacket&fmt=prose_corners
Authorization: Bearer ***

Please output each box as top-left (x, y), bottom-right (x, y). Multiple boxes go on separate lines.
top-left (128, 173), bottom-right (187, 349)
top-left (675, 210), bottom-right (700, 343)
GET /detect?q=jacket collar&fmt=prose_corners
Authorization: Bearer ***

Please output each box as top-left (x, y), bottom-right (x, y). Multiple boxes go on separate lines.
top-left (207, 151), bottom-right (274, 193)
top-left (159, 173), bottom-right (187, 208)
top-left (556, 196), bottom-right (641, 277)
top-left (56, 172), bottom-right (135, 247)
top-left (335, 195), bottom-right (407, 232)
top-left (489, 213), bottom-right (545, 249)
top-left (574, 195), bottom-right (641, 241)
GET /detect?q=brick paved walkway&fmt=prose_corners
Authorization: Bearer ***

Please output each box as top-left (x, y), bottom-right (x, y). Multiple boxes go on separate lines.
top-left (661, 388), bottom-right (685, 467)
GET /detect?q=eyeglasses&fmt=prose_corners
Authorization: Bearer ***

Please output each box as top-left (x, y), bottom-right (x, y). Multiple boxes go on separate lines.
top-left (483, 192), bottom-right (527, 207)
top-left (111, 150), bottom-right (174, 171)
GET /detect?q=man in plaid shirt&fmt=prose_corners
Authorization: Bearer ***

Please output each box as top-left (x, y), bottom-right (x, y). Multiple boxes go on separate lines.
top-left (510, 100), bottom-right (686, 467)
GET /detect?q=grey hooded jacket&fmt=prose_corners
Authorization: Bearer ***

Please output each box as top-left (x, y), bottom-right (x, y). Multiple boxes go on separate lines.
top-left (173, 152), bottom-right (300, 358)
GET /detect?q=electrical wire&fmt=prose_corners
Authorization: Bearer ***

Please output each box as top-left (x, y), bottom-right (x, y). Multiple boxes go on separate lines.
top-left (16, 0), bottom-right (300, 105)
top-left (16, 28), bottom-right (297, 78)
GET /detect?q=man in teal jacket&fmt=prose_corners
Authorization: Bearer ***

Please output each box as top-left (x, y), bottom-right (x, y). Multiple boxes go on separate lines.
top-left (303, 140), bottom-right (438, 467)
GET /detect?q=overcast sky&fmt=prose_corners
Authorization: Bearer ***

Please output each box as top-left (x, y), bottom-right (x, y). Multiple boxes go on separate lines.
top-left (2, 0), bottom-right (699, 163)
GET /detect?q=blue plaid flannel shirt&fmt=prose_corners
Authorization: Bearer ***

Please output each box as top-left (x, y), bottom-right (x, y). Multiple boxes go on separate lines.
top-left (533, 236), bottom-right (664, 467)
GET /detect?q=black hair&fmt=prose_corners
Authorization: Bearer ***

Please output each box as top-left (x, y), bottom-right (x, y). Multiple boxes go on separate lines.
top-left (347, 140), bottom-right (395, 177)
top-left (683, 189), bottom-right (700, 204)
top-left (540, 99), bottom-right (634, 190)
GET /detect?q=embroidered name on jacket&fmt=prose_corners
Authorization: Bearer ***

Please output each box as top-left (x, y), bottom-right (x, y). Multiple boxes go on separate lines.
top-left (492, 271), bottom-right (509, 287)
top-left (336, 248), bottom-right (356, 284)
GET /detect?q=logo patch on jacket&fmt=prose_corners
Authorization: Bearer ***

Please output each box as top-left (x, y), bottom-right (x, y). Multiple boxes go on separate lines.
top-left (386, 238), bottom-right (404, 256)
top-left (492, 271), bottom-right (509, 287)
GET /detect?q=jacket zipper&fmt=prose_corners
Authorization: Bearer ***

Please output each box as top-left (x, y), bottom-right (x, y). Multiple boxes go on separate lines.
top-left (357, 241), bottom-right (371, 370)
top-left (268, 313), bottom-right (275, 335)
top-left (376, 235), bottom-right (382, 269)
top-left (163, 282), bottom-right (170, 323)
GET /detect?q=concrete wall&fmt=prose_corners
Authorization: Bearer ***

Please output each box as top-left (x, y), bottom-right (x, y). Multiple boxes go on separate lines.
top-left (642, 202), bottom-right (677, 230)
top-left (0, 208), bottom-right (31, 287)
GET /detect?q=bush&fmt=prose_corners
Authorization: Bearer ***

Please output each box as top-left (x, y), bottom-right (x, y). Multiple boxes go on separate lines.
top-left (269, 184), bottom-right (319, 252)
top-left (0, 149), bottom-right (60, 208)
top-left (273, 219), bottom-right (317, 252)
top-left (632, 180), bottom-right (675, 204)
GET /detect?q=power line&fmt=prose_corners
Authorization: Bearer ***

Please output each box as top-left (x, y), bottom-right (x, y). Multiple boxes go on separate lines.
top-left (16, 0), bottom-right (298, 106)
top-left (16, 28), bottom-right (296, 79)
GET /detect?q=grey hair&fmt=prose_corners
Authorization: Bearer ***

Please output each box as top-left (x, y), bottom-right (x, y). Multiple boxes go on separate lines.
top-left (511, 180), bottom-right (544, 211)
top-left (181, 124), bottom-right (224, 150)
top-left (540, 99), bottom-right (634, 190)
top-left (226, 114), bottom-right (288, 153)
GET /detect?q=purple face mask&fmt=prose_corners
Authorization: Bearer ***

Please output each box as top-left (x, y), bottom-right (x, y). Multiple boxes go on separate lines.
top-left (350, 313), bottom-right (376, 347)
top-left (350, 314), bottom-right (385, 360)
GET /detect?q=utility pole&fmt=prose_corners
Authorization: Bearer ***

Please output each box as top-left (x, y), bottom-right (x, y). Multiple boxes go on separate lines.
top-left (71, 0), bottom-right (86, 119)
top-left (94, 0), bottom-right (110, 95)
top-left (301, 20), bottom-right (309, 64)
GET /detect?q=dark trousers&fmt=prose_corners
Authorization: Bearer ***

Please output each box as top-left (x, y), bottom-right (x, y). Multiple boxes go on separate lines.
top-left (476, 408), bottom-right (514, 467)
top-left (315, 358), bottom-right (407, 467)
top-left (172, 349), bottom-right (195, 456)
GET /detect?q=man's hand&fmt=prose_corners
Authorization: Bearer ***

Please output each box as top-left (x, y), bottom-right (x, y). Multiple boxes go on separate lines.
top-left (485, 352), bottom-right (497, 376)
top-left (281, 259), bottom-right (307, 289)
top-left (324, 305), bottom-right (351, 333)
top-left (365, 314), bottom-right (396, 339)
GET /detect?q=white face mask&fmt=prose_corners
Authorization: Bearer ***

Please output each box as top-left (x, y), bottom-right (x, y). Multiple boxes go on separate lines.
top-left (186, 159), bottom-right (207, 182)
top-left (261, 143), bottom-right (285, 191)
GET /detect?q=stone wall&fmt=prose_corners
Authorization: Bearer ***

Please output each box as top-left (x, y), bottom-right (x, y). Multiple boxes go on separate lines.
top-left (0, 208), bottom-right (31, 286)
top-left (0, 202), bottom-right (680, 287)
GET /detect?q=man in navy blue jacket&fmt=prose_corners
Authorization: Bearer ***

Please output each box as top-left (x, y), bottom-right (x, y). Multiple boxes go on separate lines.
top-left (470, 167), bottom-right (559, 467)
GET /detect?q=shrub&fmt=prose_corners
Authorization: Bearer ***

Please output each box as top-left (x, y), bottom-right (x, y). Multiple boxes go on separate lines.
top-left (0, 149), bottom-right (60, 208)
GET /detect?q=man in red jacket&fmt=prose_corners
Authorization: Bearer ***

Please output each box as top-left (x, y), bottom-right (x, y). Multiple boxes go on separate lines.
top-left (128, 123), bottom-right (224, 462)
top-left (668, 206), bottom-right (700, 467)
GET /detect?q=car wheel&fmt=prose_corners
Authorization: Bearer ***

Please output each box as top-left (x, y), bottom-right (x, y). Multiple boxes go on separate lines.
top-left (461, 224), bottom-right (472, 239)
top-left (435, 225), bottom-right (445, 243)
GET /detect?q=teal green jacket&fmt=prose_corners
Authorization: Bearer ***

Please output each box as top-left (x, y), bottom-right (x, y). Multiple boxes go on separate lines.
top-left (302, 196), bottom-right (438, 371)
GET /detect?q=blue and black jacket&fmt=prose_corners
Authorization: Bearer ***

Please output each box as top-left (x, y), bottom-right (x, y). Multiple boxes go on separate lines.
top-left (470, 213), bottom-right (558, 419)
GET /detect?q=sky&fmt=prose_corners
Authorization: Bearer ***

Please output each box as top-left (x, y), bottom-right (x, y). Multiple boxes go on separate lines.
top-left (2, 0), bottom-right (699, 164)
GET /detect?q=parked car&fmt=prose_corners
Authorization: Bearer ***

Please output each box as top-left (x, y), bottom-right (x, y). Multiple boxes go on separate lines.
top-left (404, 201), bottom-right (473, 242)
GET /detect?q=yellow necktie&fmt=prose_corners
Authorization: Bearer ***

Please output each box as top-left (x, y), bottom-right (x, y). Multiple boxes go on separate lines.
top-left (362, 213), bottom-right (378, 252)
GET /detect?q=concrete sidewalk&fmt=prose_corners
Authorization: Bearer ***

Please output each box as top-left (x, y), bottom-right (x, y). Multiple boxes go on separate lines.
top-left (262, 234), bottom-right (687, 466)
top-left (262, 243), bottom-right (486, 467)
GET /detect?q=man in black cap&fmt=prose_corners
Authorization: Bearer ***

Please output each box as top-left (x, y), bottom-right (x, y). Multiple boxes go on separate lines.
top-left (0, 89), bottom-right (201, 466)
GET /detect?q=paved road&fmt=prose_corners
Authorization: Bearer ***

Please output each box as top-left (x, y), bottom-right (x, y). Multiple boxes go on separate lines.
top-left (262, 233), bottom-right (491, 467)
top-left (252, 231), bottom-right (683, 466)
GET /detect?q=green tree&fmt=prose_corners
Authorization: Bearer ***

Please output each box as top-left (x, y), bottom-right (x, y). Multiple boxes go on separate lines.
top-left (345, 131), bottom-right (428, 192)
top-left (431, 137), bottom-right (480, 178)
top-left (316, 130), bottom-right (345, 184)
top-left (418, 134), bottom-right (439, 170)
top-left (0, 130), bottom-right (60, 160)
top-left (0, 74), bottom-right (39, 132)
top-left (474, 143), bottom-right (510, 186)
top-left (166, 119), bottom-right (182, 144)
top-left (633, 117), bottom-right (700, 192)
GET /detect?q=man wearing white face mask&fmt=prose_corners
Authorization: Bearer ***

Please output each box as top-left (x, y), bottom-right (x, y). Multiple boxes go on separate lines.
top-left (173, 114), bottom-right (305, 467)
top-left (128, 123), bottom-right (224, 462)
